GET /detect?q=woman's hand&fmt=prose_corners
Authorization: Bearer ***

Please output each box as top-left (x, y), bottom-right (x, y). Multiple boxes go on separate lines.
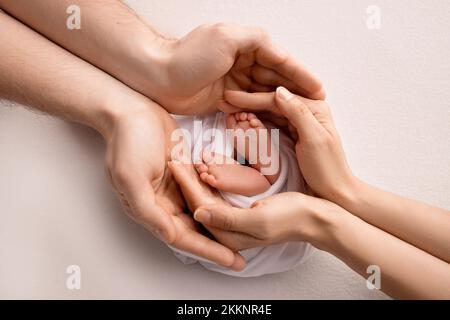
top-left (167, 159), bottom-right (323, 251)
top-left (221, 86), bottom-right (450, 268)
top-left (190, 192), bottom-right (342, 252)
top-left (220, 87), bottom-right (357, 204)
top-left (274, 87), bottom-right (356, 203)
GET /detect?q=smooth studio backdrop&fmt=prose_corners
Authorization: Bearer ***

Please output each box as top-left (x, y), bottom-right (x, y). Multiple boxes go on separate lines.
top-left (1, 0), bottom-right (449, 299)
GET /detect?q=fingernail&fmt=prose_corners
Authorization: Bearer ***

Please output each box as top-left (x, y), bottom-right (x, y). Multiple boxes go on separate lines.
top-left (277, 87), bottom-right (294, 101)
top-left (194, 210), bottom-right (211, 223)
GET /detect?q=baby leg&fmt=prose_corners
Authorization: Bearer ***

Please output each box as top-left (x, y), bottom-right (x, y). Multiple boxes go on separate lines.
top-left (226, 112), bottom-right (280, 184)
top-left (195, 151), bottom-right (271, 197)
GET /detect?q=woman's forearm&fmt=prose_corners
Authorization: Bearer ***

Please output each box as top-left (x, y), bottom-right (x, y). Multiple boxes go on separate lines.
top-left (262, 90), bottom-right (450, 266)
top-left (313, 206), bottom-right (450, 299)
top-left (338, 178), bottom-right (450, 263)
top-left (0, 10), bottom-right (146, 136)
top-left (0, 0), bottom-right (170, 101)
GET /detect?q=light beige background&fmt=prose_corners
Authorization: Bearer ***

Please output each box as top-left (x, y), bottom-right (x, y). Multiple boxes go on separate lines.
top-left (1, 0), bottom-right (449, 299)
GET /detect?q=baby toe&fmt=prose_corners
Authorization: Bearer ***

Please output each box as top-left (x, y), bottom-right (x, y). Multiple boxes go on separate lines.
top-left (195, 163), bottom-right (209, 174)
top-left (202, 150), bottom-right (215, 164)
top-left (206, 174), bottom-right (218, 187)
top-left (239, 112), bottom-right (248, 121)
top-left (247, 113), bottom-right (257, 121)
top-left (226, 114), bottom-right (237, 129)
top-left (249, 118), bottom-right (263, 128)
top-left (199, 172), bottom-right (210, 183)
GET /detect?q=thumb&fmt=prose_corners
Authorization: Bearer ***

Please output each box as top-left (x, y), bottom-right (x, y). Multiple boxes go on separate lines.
top-left (168, 161), bottom-right (219, 211)
top-left (111, 169), bottom-right (176, 244)
top-left (123, 185), bottom-right (177, 244)
top-left (275, 87), bottom-right (322, 140)
top-left (194, 205), bottom-right (253, 233)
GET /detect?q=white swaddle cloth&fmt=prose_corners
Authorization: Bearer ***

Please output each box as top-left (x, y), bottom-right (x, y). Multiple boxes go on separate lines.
top-left (169, 113), bottom-right (314, 277)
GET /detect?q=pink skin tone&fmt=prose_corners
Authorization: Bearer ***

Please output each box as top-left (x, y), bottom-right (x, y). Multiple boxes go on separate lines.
top-left (195, 112), bottom-right (280, 197)
top-left (0, 0), bottom-right (323, 271)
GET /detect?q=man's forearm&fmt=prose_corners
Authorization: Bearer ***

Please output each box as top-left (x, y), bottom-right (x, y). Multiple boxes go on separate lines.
top-left (0, 0), bottom-right (170, 101)
top-left (0, 11), bottom-right (144, 137)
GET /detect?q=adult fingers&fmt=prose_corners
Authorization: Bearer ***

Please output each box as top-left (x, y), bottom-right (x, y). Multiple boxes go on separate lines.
top-left (172, 215), bottom-right (246, 271)
top-left (217, 100), bottom-right (243, 114)
top-left (275, 87), bottom-right (324, 140)
top-left (109, 167), bottom-right (176, 243)
top-left (207, 225), bottom-right (265, 252)
top-left (166, 162), bottom-right (246, 270)
top-left (251, 64), bottom-right (316, 99)
top-left (223, 89), bottom-right (323, 114)
top-left (220, 23), bottom-right (282, 59)
top-left (222, 91), bottom-right (281, 115)
top-left (194, 204), bottom-right (260, 236)
top-left (218, 23), bottom-right (325, 100)
top-left (168, 161), bottom-right (222, 211)
top-left (256, 46), bottom-right (326, 100)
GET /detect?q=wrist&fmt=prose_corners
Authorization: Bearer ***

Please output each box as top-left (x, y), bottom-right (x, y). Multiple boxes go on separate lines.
top-left (334, 176), bottom-right (368, 213)
top-left (91, 90), bottom-right (150, 142)
top-left (294, 195), bottom-right (348, 252)
top-left (136, 35), bottom-right (174, 100)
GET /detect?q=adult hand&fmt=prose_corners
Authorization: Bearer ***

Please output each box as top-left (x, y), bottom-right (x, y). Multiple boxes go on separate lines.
top-left (104, 101), bottom-right (245, 271)
top-left (153, 23), bottom-right (325, 115)
top-left (191, 192), bottom-right (341, 251)
top-left (0, 8), bottom-right (243, 271)
top-left (168, 159), bottom-right (251, 254)
top-left (167, 157), bottom-right (337, 253)
top-left (219, 87), bottom-right (356, 204)
top-left (0, 2), bottom-right (324, 115)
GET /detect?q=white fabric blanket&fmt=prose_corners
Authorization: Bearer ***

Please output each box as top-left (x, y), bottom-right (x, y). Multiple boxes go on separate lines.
top-left (169, 113), bottom-right (313, 277)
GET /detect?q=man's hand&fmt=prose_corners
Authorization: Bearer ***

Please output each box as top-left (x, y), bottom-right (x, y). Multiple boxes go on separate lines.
top-left (105, 102), bottom-right (245, 271)
top-left (154, 23), bottom-right (325, 114)
top-left (0, 1), bottom-right (325, 115)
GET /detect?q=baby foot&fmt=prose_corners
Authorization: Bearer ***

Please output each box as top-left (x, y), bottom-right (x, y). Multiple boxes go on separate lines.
top-left (226, 112), bottom-right (265, 132)
top-left (226, 112), bottom-right (280, 184)
top-left (195, 151), bottom-right (271, 197)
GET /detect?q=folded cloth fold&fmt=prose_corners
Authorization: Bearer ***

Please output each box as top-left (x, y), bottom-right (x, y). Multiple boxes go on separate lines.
top-left (169, 113), bottom-right (313, 277)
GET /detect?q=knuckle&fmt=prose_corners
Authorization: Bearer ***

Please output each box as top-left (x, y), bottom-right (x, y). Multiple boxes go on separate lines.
top-left (211, 22), bottom-right (231, 37)
top-left (111, 162), bottom-right (131, 187)
top-left (110, 163), bottom-right (131, 188)
top-left (313, 134), bottom-right (333, 148)
top-left (129, 207), bottom-right (143, 220)
top-left (290, 99), bottom-right (310, 117)
top-left (198, 23), bottom-right (213, 30)
top-left (220, 214), bottom-right (235, 231)
top-left (255, 26), bottom-right (269, 40)
top-left (164, 233), bottom-right (176, 245)
top-left (120, 196), bottom-right (142, 220)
